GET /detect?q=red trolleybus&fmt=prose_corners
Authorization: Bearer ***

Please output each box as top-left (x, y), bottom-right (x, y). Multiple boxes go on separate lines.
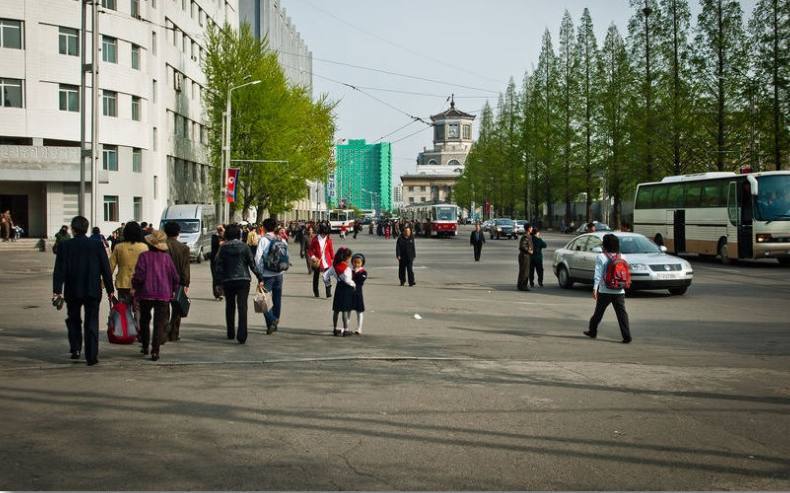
top-left (403, 203), bottom-right (459, 237)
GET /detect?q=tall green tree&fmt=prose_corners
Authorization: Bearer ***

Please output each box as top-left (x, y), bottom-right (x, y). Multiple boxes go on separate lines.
top-left (557, 11), bottom-right (579, 224)
top-left (577, 8), bottom-right (601, 221)
top-left (533, 29), bottom-right (560, 225)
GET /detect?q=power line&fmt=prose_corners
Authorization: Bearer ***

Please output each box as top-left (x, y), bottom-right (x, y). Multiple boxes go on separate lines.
top-left (375, 119), bottom-right (420, 143)
top-left (391, 126), bottom-right (432, 144)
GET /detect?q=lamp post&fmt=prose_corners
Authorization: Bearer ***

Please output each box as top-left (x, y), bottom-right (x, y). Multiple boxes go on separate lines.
top-left (361, 188), bottom-right (379, 216)
top-left (223, 79), bottom-right (261, 223)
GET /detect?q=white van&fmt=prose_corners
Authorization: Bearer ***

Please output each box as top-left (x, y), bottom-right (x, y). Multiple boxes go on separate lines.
top-left (160, 204), bottom-right (216, 263)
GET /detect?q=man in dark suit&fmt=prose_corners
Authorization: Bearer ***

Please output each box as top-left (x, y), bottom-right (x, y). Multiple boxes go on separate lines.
top-left (52, 216), bottom-right (115, 365)
top-left (165, 221), bottom-right (191, 342)
top-left (470, 223), bottom-right (486, 261)
top-left (395, 226), bottom-right (417, 286)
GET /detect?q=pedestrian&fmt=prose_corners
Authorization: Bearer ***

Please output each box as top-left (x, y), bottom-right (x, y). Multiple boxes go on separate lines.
top-left (350, 253), bottom-right (367, 335)
top-left (53, 225), bottom-right (70, 254)
top-left (164, 221), bottom-right (190, 342)
top-left (304, 225), bottom-right (315, 273)
top-left (396, 226), bottom-right (416, 286)
top-left (340, 223), bottom-right (347, 239)
top-left (210, 225), bottom-right (225, 301)
top-left (529, 228), bottom-right (548, 288)
top-left (214, 224), bottom-right (263, 344)
top-left (132, 230), bottom-right (180, 360)
top-left (384, 222), bottom-right (391, 240)
top-left (322, 247), bottom-right (355, 336)
top-left (52, 215), bottom-right (115, 365)
top-left (368, 221), bottom-right (374, 235)
top-left (586, 222), bottom-right (596, 233)
top-left (584, 233), bottom-right (632, 344)
top-left (0, 210), bottom-right (10, 241)
top-left (246, 225), bottom-right (259, 257)
top-left (517, 225), bottom-right (534, 291)
top-left (109, 221), bottom-right (147, 319)
top-left (470, 223), bottom-right (486, 262)
top-left (294, 223), bottom-right (306, 258)
top-left (353, 220), bottom-right (360, 239)
top-left (90, 227), bottom-right (109, 250)
top-left (308, 223), bottom-right (334, 298)
top-left (255, 218), bottom-right (288, 335)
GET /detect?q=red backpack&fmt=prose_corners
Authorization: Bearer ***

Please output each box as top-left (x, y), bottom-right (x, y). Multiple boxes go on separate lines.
top-left (604, 253), bottom-right (631, 290)
top-left (107, 298), bottom-right (138, 344)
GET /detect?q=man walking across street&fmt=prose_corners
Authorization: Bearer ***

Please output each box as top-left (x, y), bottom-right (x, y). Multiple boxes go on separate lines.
top-left (255, 218), bottom-right (288, 335)
top-left (470, 223), bottom-right (486, 261)
top-left (165, 221), bottom-right (190, 342)
top-left (517, 225), bottom-right (534, 291)
top-left (396, 226), bottom-right (417, 286)
top-left (529, 228), bottom-right (548, 287)
top-left (52, 215), bottom-right (115, 365)
top-left (584, 233), bottom-right (632, 343)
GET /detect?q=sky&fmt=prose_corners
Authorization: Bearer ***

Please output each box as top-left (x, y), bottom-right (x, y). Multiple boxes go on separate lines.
top-left (280, 0), bottom-right (758, 180)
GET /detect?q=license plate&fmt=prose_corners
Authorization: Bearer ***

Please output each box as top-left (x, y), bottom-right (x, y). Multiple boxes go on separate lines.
top-left (656, 273), bottom-right (677, 280)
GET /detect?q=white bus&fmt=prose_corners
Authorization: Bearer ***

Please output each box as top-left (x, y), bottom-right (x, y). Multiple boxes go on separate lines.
top-left (633, 171), bottom-right (790, 264)
top-left (328, 209), bottom-right (356, 233)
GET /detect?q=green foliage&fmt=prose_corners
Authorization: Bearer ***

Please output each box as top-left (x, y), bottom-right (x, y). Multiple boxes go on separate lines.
top-left (203, 23), bottom-right (336, 218)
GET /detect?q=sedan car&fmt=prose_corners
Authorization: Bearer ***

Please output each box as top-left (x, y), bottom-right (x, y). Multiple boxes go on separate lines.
top-left (575, 221), bottom-right (612, 234)
top-left (514, 220), bottom-right (527, 235)
top-left (552, 232), bottom-right (694, 295)
top-left (490, 218), bottom-right (517, 239)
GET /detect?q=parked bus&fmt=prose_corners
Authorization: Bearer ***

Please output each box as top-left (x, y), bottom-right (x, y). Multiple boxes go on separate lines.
top-left (633, 171), bottom-right (790, 264)
top-left (328, 209), bottom-right (356, 233)
top-left (402, 203), bottom-right (459, 237)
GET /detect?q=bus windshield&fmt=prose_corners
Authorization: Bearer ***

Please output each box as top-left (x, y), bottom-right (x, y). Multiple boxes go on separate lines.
top-left (161, 219), bottom-right (200, 234)
top-left (435, 207), bottom-right (457, 221)
top-left (755, 175), bottom-right (790, 222)
top-left (329, 211), bottom-right (350, 221)
top-left (619, 235), bottom-right (662, 254)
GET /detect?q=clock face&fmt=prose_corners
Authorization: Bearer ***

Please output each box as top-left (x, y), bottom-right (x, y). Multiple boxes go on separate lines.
top-left (448, 123), bottom-right (460, 138)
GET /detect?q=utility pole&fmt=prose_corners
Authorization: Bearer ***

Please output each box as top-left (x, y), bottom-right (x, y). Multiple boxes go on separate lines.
top-left (79, 0), bottom-right (88, 216)
top-left (90, 0), bottom-right (99, 226)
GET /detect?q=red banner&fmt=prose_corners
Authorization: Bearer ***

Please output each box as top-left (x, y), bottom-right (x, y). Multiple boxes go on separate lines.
top-left (225, 168), bottom-right (239, 203)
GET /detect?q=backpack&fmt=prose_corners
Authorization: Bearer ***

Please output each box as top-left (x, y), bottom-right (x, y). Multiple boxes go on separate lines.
top-left (263, 237), bottom-right (290, 273)
top-left (603, 253), bottom-right (631, 290)
top-left (107, 299), bottom-right (138, 344)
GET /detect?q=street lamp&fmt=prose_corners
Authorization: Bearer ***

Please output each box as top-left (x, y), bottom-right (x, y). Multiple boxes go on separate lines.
top-left (361, 188), bottom-right (379, 215)
top-left (223, 79), bottom-right (262, 223)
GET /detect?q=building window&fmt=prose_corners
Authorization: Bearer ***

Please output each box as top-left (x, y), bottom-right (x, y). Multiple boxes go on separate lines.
top-left (151, 31), bottom-right (156, 55)
top-left (131, 44), bottom-right (140, 69)
top-left (420, 197), bottom-right (426, 202)
top-left (448, 159), bottom-right (461, 167)
top-left (152, 79), bottom-right (157, 102)
top-left (152, 127), bottom-right (157, 150)
top-left (201, 165), bottom-right (206, 184)
top-left (199, 8), bottom-right (204, 26)
top-left (408, 186), bottom-right (414, 192)
top-left (101, 0), bottom-right (117, 10)
top-left (132, 147), bottom-right (142, 172)
top-left (59, 84), bottom-right (79, 112)
top-left (409, 197), bottom-right (414, 204)
top-left (447, 122), bottom-right (460, 139)
top-left (133, 197), bottom-right (142, 221)
top-left (0, 19), bottom-right (23, 49)
top-left (433, 124), bottom-right (444, 141)
top-left (153, 175), bottom-right (158, 199)
top-left (462, 124), bottom-right (472, 140)
top-left (102, 145), bottom-right (118, 171)
top-left (183, 117), bottom-right (189, 138)
top-left (131, 96), bottom-right (141, 121)
top-left (191, 1), bottom-right (196, 18)
top-left (0, 78), bottom-right (23, 108)
top-left (421, 186), bottom-right (427, 192)
top-left (192, 162), bottom-right (198, 180)
top-left (103, 195), bottom-right (119, 222)
top-left (102, 36), bottom-right (117, 63)
top-left (58, 27), bottom-right (78, 56)
top-left (428, 159), bottom-right (438, 165)
top-left (131, 0), bottom-right (140, 17)
top-left (102, 90), bottom-right (117, 116)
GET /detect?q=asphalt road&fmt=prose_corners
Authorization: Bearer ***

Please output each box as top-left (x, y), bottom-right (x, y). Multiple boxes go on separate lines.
top-left (0, 228), bottom-right (788, 490)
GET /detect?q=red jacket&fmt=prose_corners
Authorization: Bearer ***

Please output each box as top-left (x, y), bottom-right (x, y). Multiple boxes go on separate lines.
top-left (308, 234), bottom-right (334, 271)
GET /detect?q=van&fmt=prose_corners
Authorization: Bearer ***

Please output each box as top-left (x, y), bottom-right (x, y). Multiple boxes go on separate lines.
top-left (159, 204), bottom-right (216, 263)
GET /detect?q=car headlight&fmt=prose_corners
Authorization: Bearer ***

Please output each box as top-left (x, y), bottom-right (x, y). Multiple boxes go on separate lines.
top-left (630, 263), bottom-right (648, 272)
top-left (497, 227), bottom-right (502, 231)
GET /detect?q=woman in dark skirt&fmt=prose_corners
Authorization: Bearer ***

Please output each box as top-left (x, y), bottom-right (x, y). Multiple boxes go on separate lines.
top-left (350, 253), bottom-right (367, 335)
top-left (322, 247), bottom-right (356, 336)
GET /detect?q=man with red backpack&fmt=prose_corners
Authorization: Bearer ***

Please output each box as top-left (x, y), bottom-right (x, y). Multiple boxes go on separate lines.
top-left (584, 233), bottom-right (632, 343)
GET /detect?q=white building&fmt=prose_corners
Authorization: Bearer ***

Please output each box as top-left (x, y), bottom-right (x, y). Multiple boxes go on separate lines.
top-left (0, 0), bottom-right (238, 238)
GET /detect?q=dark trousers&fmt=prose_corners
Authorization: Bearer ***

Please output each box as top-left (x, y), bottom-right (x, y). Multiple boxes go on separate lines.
top-left (139, 299), bottom-right (169, 355)
top-left (399, 259), bottom-right (415, 286)
top-left (169, 310), bottom-right (182, 341)
top-left (517, 255), bottom-right (531, 290)
top-left (313, 268), bottom-right (324, 297)
top-left (262, 275), bottom-right (284, 327)
top-left (65, 297), bottom-right (100, 363)
top-left (223, 280), bottom-right (250, 343)
top-left (473, 244), bottom-right (482, 261)
top-left (529, 257), bottom-right (544, 285)
top-left (588, 293), bottom-right (631, 340)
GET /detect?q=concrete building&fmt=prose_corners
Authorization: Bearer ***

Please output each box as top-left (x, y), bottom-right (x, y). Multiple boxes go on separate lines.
top-left (0, 0), bottom-right (237, 238)
top-left (331, 139), bottom-right (392, 212)
top-left (401, 99), bottom-right (475, 207)
top-left (392, 183), bottom-right (403, 211)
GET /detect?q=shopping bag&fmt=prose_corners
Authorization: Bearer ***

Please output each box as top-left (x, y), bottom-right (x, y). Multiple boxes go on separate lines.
top-left (253, 285), bottom-right (271, 313)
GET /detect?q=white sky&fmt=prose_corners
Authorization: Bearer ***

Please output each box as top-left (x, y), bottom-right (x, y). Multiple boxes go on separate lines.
top-left (280, 0), bottom-right (758, 180)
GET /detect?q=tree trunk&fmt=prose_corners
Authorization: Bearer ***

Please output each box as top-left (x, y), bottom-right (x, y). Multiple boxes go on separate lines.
top-left (716, 0), bottom-right (725, 171)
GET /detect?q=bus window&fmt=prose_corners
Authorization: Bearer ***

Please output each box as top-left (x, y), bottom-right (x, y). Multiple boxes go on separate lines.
top-left (635, 186), bottom-right (654, 209)
top-left (700, 181), bottom-right (726, 207)
top-left (685, 182), bottom-right (702, 208)
top-left (651, 186), bottom-right (669, 209)
top-left (727, 182), bottom-right (738, 225)
top-left (667, 183), bottom-right (684, 209)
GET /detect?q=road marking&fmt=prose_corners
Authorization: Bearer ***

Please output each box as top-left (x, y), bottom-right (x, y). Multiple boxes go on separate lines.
top-left (448, 297), bottom-right (569, 306)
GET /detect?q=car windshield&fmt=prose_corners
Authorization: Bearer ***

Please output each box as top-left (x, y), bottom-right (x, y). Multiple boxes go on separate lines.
top-left (161, 219), bottom-right (200, 234)
top-left (618, 235), bottom-right (661, 254)
top-left (595, 223), bottom-right (611, 231)
top-left (495, 219), bottom-right (513, 226)
top-left (755, 175), bottom-right (790, 221)
top-left (436, 207), bottom-right (457, 221)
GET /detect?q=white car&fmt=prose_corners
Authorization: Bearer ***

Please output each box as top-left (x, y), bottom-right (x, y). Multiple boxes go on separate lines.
top-left (514, 220), bottom-right (527, 235)
top-left (552, 232), bottom-right (694, 295)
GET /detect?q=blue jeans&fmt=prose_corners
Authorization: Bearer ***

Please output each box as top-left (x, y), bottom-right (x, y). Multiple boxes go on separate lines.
top-left (262, 275), bottom-right (283, 326)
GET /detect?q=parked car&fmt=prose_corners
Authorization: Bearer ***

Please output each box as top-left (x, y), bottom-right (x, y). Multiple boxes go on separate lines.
top-left (482, 220), bottom-right (494, 232)
top-left (490, 218), bottom-right (517, 239)
top-left (575, 221), bottom-right (612, 234)
top-left (514, 220), bottom-right (527, 235)
top-left (552, 232), bottom-right (694, 295)
top-left (159, 204), bottom-right (215, 263)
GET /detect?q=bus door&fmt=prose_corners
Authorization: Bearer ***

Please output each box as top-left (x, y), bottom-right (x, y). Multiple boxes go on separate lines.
top-left (738, 181), bottom-right (754, 258)
top-left (672, 209), bottom-right (686, 253)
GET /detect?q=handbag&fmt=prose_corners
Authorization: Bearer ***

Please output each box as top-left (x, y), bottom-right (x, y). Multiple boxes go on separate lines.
top-left (253, 284), bottom-right (272, 313)
top-left (171, 285), bottom-right (191, 318)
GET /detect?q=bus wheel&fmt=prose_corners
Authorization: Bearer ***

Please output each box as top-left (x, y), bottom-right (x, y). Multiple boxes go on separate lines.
top-left (718, 239), bottom-right (735, 265)
top-left (778, 257), bottom-right (790, 266)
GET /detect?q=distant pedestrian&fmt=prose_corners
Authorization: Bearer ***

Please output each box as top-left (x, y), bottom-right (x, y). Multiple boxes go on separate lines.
top-left (396, 226), bottom-right (416, 286)
top-left (517, 225), bottom-right (534, 291)
top-left (90, 227), bottom-right (109, 249)
top-left (303, 225), bottom-right (315, 273)
top-left (470, 223), bottom-right (486, 261)
top-left (246, 225), bottom-right (259, 257)
top-left (323, 247), bottom-right (355, 336)
top-left (214, 224), bottom-right (263, 344)
top-left (210, 225), bottom-right (225, 300)
top-left (529, 228), bottom-right (547, 288)
top-left (308, 223), bottom-right (334, 298)
top-left (584, 233), bottom-right (632, 344)
top-left (132, 230), bottom-right (180, 360)
top-left (53, 225), bottom-right (70, 254)
top-left (350, 253), bottom-right (367, 335)
top-left (165, 221), bottom-right (191, 342)
top-left (340, 224), bottom-right (348, 239)
top-left (52, 216), bottom-right (115, 365)
top-left (255, 218), bottom-right (288, 335)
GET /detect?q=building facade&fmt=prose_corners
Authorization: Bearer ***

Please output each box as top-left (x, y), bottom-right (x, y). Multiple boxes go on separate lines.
top-left (400, 99), bottom-right (475, 208)
top-left (331, 139), bottom-right (392, 212)
top-left (0, 0), bottom-right (237, 237)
